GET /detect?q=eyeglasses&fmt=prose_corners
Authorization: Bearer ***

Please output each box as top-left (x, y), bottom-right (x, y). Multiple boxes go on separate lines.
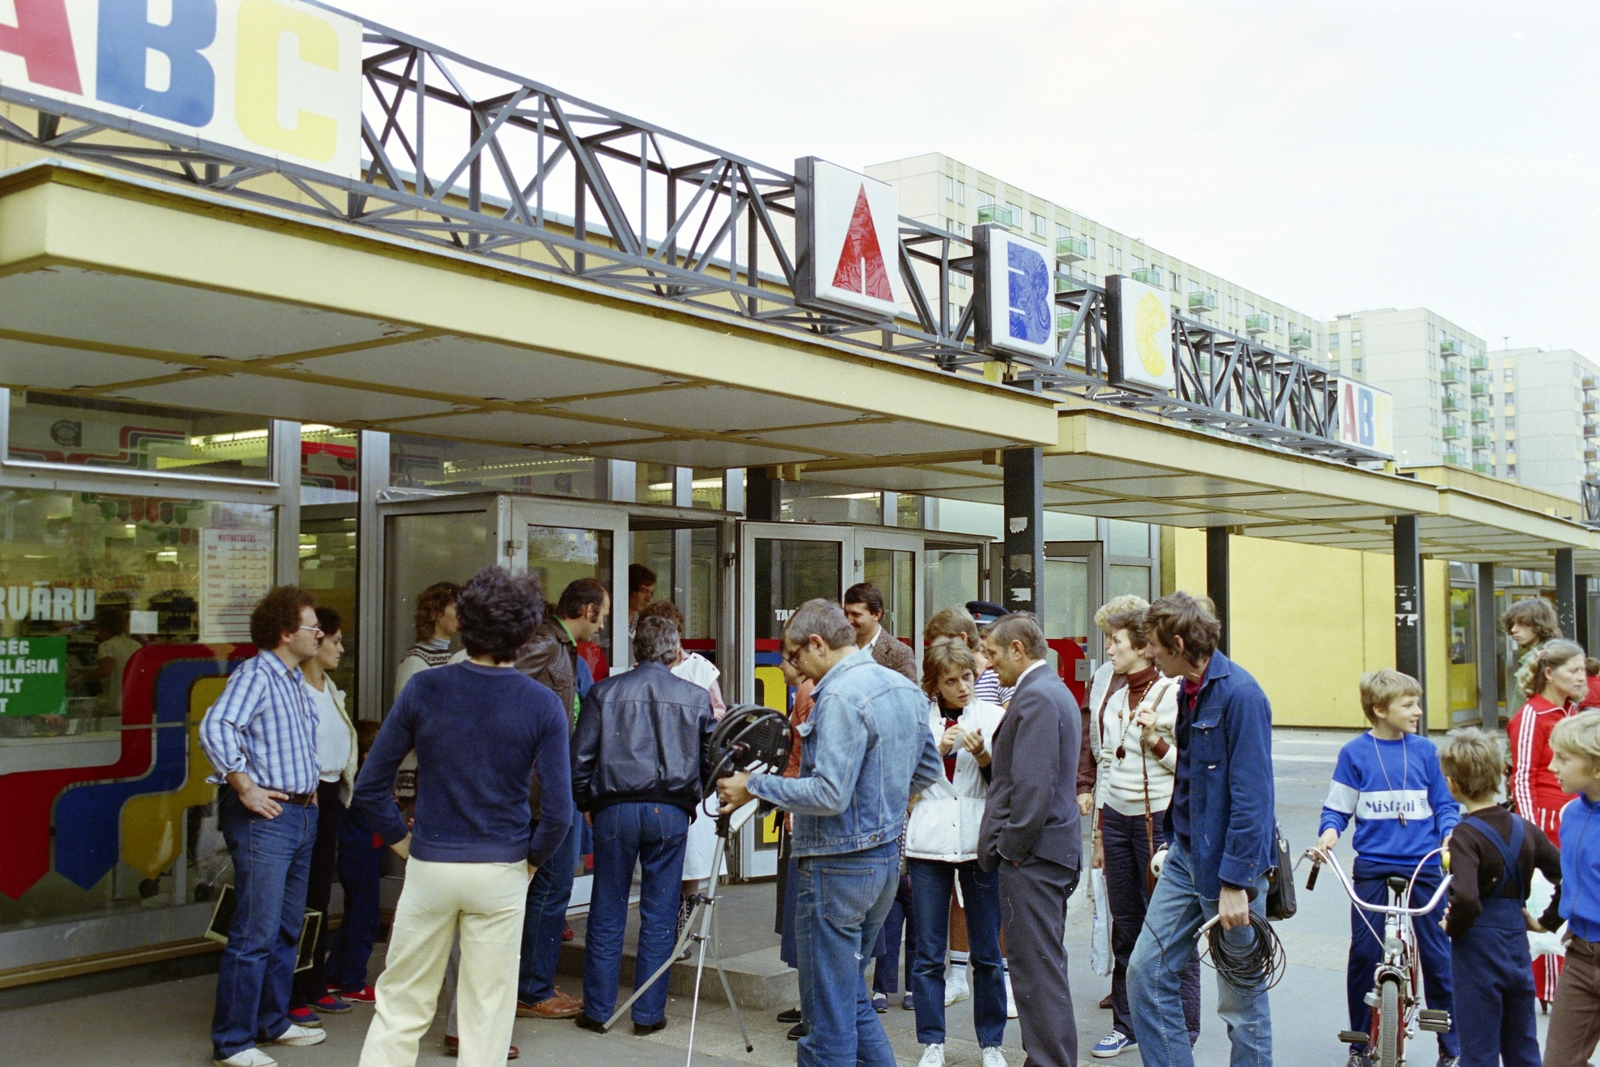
top-left (299, 625), bottom-right (324, 637)
top-left (783, 644), bottom-right (803, 668)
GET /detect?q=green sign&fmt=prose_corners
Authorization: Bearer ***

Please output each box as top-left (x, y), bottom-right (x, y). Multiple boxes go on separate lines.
top-left (0, 637), bottom-right (67, 716)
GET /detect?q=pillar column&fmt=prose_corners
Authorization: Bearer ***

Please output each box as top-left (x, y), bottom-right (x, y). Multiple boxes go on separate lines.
top-left (745, 468), bottom-right (782, 522)
top-left (1477, 562), bottom-right (1498, 730)
top-left (1555, 548), bottom-right (1577, 639)
top-left (356, 429), bottom-right (390, 721)
top-left (1579, 574), bottom-right (1593, 653)
top-left (1394, 515), bottom-right (1426, 734)
top-left (1206, 527), bottom-right (1230, 657)
top-left (1002, 448), bottom-right (1043, 615)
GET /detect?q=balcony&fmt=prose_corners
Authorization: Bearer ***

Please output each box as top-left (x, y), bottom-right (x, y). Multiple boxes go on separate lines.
top-left (1445, 452), bottom-right (1465, 466)
top-left (1474, 461), bottom-right (1493, 474)
top-left (1130, 267), bottom-right (1162, 287)
top-left (1471, 407), bottom-right (1490, 423)
top-left (1442, 395), bottom-right (1463, 411)
top-left (1586, 376), bottom-right (1598, 391)
top-left (1055, 235), bottom-right (1087, 263)
top-left (1586, 400), bottom-right (1598, 414)
top-left (1586, 423), bottom-right (1598, 437)
top-left (1470, 354), bottom-right (1489, 371)
top-left (978, 204), bottom-right (1018, 229)
top-left (1588, 450), bottom-right (1599, 464)
top-left (1442, 424), bottom-right (1463, 439)
top-left (1440, 340), bottom-right (1460, 357)
top-left (1244, 314), bottom-right (1269, 336)
top-left (1188, 291), bottom-right (1218, 314)
top-left (1056, 310), bottom-right (1075, 334)
top-left (1289, 331), bottom-right (1312, 353)
top-left (1470, 381), bottom-right (1488, 396)
top-left (1472, 434), bottom-right (1490, 449)
top-left (1440, 367), bottom-right (1464, 384)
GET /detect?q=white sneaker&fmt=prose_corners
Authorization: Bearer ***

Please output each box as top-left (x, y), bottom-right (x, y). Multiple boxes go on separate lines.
top-left (945, 966), bottom-right (971, 1006)
top-left (1004, 973), bottom-right (1017, 1019)
top-left (982, 1048), bottom-right (1008, 1067)
top-left (214, 1049), bottom-right (277, 1067)
top-left (266, 1024), bottom-right (327, 1047)
top-left (918, 1044), bottom-right (946, 1067)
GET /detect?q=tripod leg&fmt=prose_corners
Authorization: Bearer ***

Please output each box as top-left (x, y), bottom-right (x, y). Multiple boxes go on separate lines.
top-left (605, 897), bottom-right (703, 1032)
top-left (711, 897), bottom-right (753, 1053)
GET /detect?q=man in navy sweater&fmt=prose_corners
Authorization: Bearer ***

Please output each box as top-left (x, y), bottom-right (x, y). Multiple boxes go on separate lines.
top-left (351, 567), bottom-right (572, 1067)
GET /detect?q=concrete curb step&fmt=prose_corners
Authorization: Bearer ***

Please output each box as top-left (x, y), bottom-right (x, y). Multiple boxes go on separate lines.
top-left (557, 936), bottom-right (798, 1010)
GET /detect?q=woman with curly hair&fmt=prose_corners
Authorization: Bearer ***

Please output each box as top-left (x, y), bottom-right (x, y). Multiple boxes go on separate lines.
top-left (1508, 637), bottom-right (1587, 1008)
top-left (352, 567), bottom-right (573, 1067)
top-left (395, 581), bottom-right (463, 698)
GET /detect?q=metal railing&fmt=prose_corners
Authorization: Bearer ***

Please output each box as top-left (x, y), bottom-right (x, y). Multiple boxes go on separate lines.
top-left (0, 1), bottom-right (1384, 463)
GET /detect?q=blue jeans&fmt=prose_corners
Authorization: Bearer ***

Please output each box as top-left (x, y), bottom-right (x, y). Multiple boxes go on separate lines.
top-left (210, 792), bottom-right (318, 1059)
top-left (518, 810), bottom-right (579, 1004)
top-left (1348, 862), bottom-right (1459, 1058)
top-left (1128, 843), bottom-right (1272, 1067)
top-left (795, 842), bottom-right (900, 1067)
top-left (325, 838), bottom-right (383, 993)
top-left (871, 874), bottom-right (914, 994)
top-left (581, 802), bottom-right (690, 1025)
top-left (908, 858), bottom-right (1006, 1048)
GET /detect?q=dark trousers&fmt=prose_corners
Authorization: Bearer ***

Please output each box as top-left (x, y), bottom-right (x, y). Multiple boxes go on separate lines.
top-left (1101, 806), bottom-right (1201, 1041)
top-left (582, 802), bottom-right (690, 1025)
top-left (291, 781), bottom-right (344, 1009)
top-left (780, 851), bottom-right (801, 970)
top-left (518, 811), bottom-right (578, 1005)
top-left (324, 835), bottom-right (383, 993)
top-left (210, 791), bottom-right (317, 1059)
top-left (1544, 936), bottom-right (1600, 1067)
top-left (999, 856), bottom-right (1080, 1067)
top-left (1451, 899), bottom-right (1538, 1067)
top-left (871, 874), bottom-right (915, 995)
top-left (908, 858), bottom-right (1006, 1048)
top-left (1347, 862), bottom-right (1459, 1058)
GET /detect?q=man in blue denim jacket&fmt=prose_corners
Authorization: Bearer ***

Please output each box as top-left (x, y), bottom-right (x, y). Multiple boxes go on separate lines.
top-left (1128, 591), bottom-right (1276, 1067)
top-left (720, 599), bottom-right (942, 1067)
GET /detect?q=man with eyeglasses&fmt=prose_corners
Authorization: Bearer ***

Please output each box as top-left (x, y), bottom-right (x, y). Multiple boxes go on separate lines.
top-left (719, 599), bottom-right (942, 1067)
top-left (200, 585), bottom-right (329, 1067)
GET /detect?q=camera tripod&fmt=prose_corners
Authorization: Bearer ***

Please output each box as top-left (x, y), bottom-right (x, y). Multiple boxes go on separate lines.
top-left (602, 799), bottom-right (760, 1063)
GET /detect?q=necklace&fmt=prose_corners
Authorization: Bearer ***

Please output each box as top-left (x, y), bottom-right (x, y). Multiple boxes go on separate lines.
top-left (1115, 675), bottom-right (1159, 761)
top-left (1371, 733), bottom-right (1410, 827)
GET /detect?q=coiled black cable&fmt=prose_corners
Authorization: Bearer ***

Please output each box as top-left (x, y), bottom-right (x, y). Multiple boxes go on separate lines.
top-left (1198, 911), bottom-right (1286, 994)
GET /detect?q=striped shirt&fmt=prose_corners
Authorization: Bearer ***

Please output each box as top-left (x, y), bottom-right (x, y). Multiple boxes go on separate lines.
top-left (973, 667), bottom-right (1014, 706)
top-left (200, 651), bottom-right (321, 795)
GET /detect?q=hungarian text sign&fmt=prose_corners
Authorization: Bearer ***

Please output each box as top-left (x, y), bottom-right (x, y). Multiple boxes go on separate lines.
top-left (0, 637), bottom-right (67, 715)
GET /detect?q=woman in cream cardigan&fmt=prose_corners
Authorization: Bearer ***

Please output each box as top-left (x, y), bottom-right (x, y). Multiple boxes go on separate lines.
top-left (1088, 602), bottom-right (1200, 1060)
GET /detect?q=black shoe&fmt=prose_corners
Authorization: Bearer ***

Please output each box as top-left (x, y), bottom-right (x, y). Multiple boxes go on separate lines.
top-left (574, 1013), bottom-right (606, 1033)
top-left (776, 1008), bottom-right (803, 1024)
top-left (787, 1023), bottom-right (806, 1041)
top-left (634, 1018), bottom-right (668, 1036)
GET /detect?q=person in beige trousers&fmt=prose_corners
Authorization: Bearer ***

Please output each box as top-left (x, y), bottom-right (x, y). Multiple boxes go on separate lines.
top-left (348, 568), bottom-right (574, 1067)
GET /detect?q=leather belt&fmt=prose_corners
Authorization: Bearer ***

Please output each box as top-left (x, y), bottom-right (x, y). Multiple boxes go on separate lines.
top-left (282, 792), bottom-right (317, 807)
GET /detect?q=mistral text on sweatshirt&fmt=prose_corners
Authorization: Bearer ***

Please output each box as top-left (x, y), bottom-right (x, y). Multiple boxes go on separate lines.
top-left (1319, 732), bottom-right (1459, 869)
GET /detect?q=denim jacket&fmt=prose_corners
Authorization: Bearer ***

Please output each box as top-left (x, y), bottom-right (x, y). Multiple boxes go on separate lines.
top-left (748, 648), bottom-right (943, 858)
top-left (1164, 651), bottom-right (1277, 898)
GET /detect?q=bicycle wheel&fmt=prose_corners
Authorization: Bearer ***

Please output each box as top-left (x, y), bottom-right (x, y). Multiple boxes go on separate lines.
top-left (1375, 976), bottom-right (1401, 1067)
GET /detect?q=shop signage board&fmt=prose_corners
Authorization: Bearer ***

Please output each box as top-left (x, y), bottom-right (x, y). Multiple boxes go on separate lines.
top-left (0, 637), bottom-right (67, 716)
top-left (0, 0), bottom-right (363, 178)
top-left (1104, 275), bottom-right (1176, 392)
top-left (200, 528), bottom-right (273, 641)
top-left (972, 224), bottom-right (1057, 366)
top-left (794, 157), bottom-right (905, 321)
top-left (1334, 377), bottom-right (1395, 458)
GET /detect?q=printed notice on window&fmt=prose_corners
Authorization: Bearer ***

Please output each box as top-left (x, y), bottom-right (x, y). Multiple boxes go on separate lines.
top-left (200, 530), bottom-right (274, 643)
top-left (0, 637), bottom-right (67, 716)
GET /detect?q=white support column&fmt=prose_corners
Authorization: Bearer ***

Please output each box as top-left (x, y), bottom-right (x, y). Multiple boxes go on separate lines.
top-left (357, 430), bottom-right (389, 721)
top-left (271, 421), bottom-right (301, 586)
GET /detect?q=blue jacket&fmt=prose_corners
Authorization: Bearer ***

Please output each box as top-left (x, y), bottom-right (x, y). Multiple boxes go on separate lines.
top-left (748, 648), bottom-right (943, 858)
top-left (1559, 792), bottom-right (1600, 942)
top-left (1164, 651), bottom-right (1277, 898)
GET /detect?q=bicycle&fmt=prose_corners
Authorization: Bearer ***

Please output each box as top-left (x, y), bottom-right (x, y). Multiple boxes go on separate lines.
top-left (1302, 846), bottom-right (1453, 1067)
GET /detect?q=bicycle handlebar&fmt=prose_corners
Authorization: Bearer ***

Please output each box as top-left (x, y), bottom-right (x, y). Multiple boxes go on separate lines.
top-left (1303, 847), bottom-right (1451, 918)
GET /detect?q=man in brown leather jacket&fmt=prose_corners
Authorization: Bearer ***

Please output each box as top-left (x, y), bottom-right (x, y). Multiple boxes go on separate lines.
top-left (510, 577), bottom-right (610, 1020)
top-left (843, 582), bottom-right (919, 683)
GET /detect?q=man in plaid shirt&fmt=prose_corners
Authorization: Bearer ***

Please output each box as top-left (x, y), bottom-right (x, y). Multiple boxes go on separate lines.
top-left (200, 585), bottom-right (328, 1067)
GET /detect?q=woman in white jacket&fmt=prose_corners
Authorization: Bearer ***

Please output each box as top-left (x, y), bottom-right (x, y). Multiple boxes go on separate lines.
top-left (904, 639), bottom-right (1007, 1067)
top-left (1087, 603), bottom-right (1201, 1059)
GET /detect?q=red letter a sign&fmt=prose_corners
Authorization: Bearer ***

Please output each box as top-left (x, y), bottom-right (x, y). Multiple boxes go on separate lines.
top-left (830, 185), bottom-right (893, 301)
top-left (0, 0), bottom-right (82, 94)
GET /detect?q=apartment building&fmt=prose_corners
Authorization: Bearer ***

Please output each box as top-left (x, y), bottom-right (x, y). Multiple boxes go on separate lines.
top-left (865, 153), bottom-right (1331, 364)
top-left (1494, 347), bottom-right (1600, 498)
top-left (1330, 309), bottom-right (1489, 472)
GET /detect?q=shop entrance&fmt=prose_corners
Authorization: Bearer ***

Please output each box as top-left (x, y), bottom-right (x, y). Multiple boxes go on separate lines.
top-left (987, 539), bottom-right (1103, 706)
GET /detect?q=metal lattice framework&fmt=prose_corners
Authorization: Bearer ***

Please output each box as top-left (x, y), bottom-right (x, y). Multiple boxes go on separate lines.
top-left (1583, 481), bottom-right (1600, 526)
top-left (0, 1), bottom-right (1379, 462)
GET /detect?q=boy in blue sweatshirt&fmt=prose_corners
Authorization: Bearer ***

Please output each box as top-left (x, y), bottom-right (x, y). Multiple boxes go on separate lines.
top-left (1319, 669), bottom-right (1461, 1067)
top-left (1544, 710), bottom-right (1600, 1067)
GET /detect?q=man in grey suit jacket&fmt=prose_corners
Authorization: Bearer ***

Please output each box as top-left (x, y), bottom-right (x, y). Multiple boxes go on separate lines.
top-left (979, 612), bottom-right (1082, 1067)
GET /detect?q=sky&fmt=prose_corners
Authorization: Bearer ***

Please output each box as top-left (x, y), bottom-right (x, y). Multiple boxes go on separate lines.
top-left (337, 0), bottom-right (1600, 356)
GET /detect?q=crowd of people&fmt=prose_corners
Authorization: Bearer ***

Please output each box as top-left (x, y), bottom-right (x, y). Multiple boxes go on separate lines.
top-left (193, 566), bottom-right (1600, 1067)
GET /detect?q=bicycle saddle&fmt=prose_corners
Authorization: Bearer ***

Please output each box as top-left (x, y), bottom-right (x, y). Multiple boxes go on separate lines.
top-left (1386, 876), bottom-right (1409, 898)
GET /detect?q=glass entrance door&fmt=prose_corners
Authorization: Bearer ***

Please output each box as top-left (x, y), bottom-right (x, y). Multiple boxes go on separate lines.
top-left (857, 529), bottom-right (923, 647)
top-left (988, 539), bottom-right (1103, 706)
